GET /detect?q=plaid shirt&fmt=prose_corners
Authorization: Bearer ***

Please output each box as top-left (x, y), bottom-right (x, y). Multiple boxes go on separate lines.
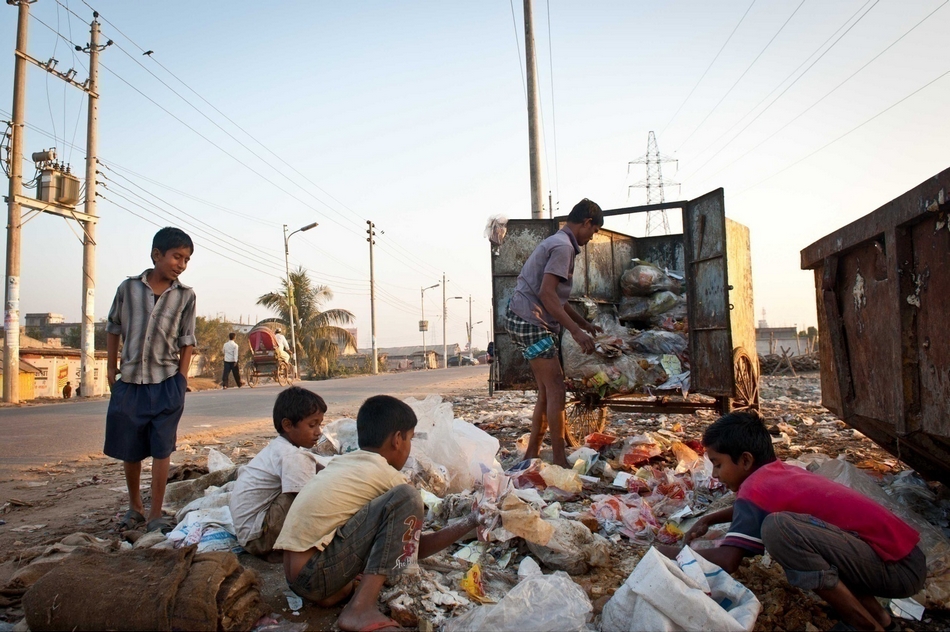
top-left (106, 270), bottom-right (197, 384)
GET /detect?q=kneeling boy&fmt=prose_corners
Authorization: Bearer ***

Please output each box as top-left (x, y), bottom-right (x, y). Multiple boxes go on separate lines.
top-left (230, 386), bottom-right (326, 558)
top-left (661, 412), bottom-right (925, 632)
top-left (275, 395), bottom-right (477, 632)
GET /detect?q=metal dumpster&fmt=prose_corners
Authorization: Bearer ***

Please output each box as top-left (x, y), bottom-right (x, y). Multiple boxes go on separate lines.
top-left (801, 167), bottom-right (950, 485)
top-left (491, 189), bottom-right (759, 437)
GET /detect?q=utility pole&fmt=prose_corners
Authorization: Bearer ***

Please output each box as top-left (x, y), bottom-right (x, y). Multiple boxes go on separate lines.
top-left (441, 273), bottom-right (446, 369)
top-left (283, 221), bottom-right (317, 381)
top-left (3, 1), bottom-right (31, 404)
top-left (467, 295), bottom-right (473, 359)
top-left (79, 15), bottom-right (104, 398)
top-left (367, 221), bottom-right (378, 375)
top-left (420, 283), bottom-right (438, 370)
top-left (524, 0), bottom-right (544, 220)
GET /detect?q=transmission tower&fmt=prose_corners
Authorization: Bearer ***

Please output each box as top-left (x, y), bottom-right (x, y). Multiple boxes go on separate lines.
top-left (628, 131), bottom-right (679, 235)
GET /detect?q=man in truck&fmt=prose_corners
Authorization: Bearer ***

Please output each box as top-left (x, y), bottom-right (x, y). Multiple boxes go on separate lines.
top-left (504, 198), bottom-right (603, 468)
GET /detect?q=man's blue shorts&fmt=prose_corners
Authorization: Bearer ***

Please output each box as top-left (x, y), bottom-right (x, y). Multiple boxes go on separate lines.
top-left (104, 372), bottom-right (186, 462)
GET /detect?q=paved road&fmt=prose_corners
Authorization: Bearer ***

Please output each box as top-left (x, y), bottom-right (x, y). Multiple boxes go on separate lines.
top-left (0, 365), bottom-right (491, 470)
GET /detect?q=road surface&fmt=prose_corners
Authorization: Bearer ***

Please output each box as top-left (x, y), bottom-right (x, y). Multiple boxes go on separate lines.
top-left (0, 366), bottom-right (491, 470)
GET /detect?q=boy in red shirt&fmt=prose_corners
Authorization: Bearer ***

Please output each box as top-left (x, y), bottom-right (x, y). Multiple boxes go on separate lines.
top-left (660, 412), bottom-right (925, 631)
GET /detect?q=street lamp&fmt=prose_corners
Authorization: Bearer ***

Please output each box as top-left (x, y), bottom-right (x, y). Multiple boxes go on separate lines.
top-left (420, 283), bottom-right (439, 369)
top-left (283, 222), bottom-right (318, 380)
top-left (443, 295), bottom-right (463, 368)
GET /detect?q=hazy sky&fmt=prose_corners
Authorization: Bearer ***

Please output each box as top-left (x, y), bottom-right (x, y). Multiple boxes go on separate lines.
top-left (2, 0), bottom-right (949, 349)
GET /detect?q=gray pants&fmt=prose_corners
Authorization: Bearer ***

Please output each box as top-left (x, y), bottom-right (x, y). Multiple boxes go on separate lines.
top-left (762, 512), bottom-right (926, 598)
top-left (290, 484), bottom-right (424, 602)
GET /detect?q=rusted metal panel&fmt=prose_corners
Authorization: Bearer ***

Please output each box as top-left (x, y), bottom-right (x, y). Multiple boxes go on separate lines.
top-left (725, 219), bottom-right (756, 364)
top-left (635, 235), bottom-right (684, 272)
top-left (570, 227), bottom-right (635, 303)
top-left (803, 165), bottom-right (950, 484)
top-left (683, 189), bottom-right (733, 396)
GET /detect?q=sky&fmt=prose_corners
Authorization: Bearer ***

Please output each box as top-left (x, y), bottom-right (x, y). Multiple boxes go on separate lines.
top-left (2, 0), bottom-right (949, 351)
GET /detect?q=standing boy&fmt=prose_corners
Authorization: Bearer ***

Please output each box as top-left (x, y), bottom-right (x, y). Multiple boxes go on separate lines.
top-left (222, 332), bottom-right (242, 388)
top-left (105, 227), bottom-right (196, 534)
top-left (659, 412), bottom-right (925, 632)
top-left (276, 395), bottom-right (478, 632)
top-left (505, 198), bottom-right (603, 467)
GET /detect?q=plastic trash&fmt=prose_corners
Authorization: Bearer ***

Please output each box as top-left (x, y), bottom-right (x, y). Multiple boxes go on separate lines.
top-left (619, 295), bottom-right (653, 322)
top-left (166, 505), bottom-right (239, 553)
top-left (629, 330), bottom-right (688, 356)
top-left (539, 464), bottom-right (583, 495)
top-left (526, 518), bottom-right (610, 575)
top-left (321, 418), bottom-right (359, 453)
top-left (601, 547), bottom-right (760, 632)
top-left (207, 448), bottom-right (234, 473)
top-left (461, 563), bottom-right (493, 603)
top-left (585, 432), bottom-right (619, 451)
top-left (445, 571), bottom-right (592, 632)
top-left (283, 588), bottom-right (303, 612)
top-left (619, 436), bottom-right (662, 470)
top-left (484, 215), bottom-right (508, 248)
top-left (517, 556), bottom-right (542, 581)
top-left (621, 263), bottom-right (682, 297)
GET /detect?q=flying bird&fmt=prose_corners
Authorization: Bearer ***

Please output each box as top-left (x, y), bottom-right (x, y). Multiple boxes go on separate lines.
top-left (143, 50), bottom-right (154, 56)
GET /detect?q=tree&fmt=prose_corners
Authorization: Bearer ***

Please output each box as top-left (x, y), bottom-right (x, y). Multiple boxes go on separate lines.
top-left (257, 267), bottom-right (356, 378)
top-left (195, 317), bottom-right (247, 379)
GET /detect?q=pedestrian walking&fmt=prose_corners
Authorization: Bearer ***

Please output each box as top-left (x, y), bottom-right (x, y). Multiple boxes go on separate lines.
top-left (222, 332), bottom-right (243, 388)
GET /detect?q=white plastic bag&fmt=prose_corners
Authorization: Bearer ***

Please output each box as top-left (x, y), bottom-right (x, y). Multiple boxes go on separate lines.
top-left (601, 547), bottom-right (760, 632)
top-left (207, 447), bottom-right (234, 473)
top-left (166, 505), bottom-right (240, 554)
top-left (445, 571), bottom-right (591, 632)
top-left (321, 418), bottom-right (359, 453)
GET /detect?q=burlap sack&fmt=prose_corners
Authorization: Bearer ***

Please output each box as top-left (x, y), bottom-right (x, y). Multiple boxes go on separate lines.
top-left (23, 546), bottom-right (194, 631)
top-left (169, 551), bottom-right (240, 631)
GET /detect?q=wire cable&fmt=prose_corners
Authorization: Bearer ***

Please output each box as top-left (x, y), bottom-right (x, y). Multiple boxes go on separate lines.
top-left (732, 65), bottom-right (950, 198)
top-left (508, 0), bottom-right (528, 104)
top-left (690, 0), bottom-right (949, 188)
top-left (660, 0), bottom-right (757, 138)
top-left (682, 0), bottom-right (880, 182)
top-left (675, 0), bottom-right (806, 153)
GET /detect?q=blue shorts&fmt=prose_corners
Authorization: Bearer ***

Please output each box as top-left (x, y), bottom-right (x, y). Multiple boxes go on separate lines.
top-left (104, 373), bottom-right (187, 462)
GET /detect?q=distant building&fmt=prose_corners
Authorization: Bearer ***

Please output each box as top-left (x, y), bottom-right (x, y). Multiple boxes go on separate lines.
top-left (755, 326), bottom-right (801, 357)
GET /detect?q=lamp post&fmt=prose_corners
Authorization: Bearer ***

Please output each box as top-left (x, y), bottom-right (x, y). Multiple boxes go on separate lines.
top-left (420, 283), bottom-right (439, 369)
top-left (443, 294), bottom-right (463, 368)
top-left (283, 222), bottom-right (317, 380)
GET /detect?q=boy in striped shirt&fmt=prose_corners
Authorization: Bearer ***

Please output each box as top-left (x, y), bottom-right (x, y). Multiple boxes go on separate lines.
top-left (104, 227), bottom-right (197, 534)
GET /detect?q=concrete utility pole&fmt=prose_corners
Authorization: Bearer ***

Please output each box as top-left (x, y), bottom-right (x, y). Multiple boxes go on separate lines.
top-left (3, 1), bottom-right (31, 404)
top-left (442, 274), bottom-right (446, 369)
top-left (524, 0), bottom-right (544, 220)
top-left (367, 221), bottom-right (378, 375)
top-left (467, 295), bottom-right (473, 358)
top-left (420, 283), bottom-right (438, 369)
top-left (79, 16), bottom-right (102, 398)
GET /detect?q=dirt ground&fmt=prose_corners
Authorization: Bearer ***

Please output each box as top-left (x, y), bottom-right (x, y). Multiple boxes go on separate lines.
top-left (1, 371), bottom-right (948, 631)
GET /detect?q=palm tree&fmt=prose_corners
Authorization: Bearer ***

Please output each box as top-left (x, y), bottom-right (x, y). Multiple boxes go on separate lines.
top-left (257, 267), bottom-right (356, 377)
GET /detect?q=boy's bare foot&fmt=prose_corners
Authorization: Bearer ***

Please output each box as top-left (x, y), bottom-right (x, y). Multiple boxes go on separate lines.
top-left (336, 607), bottom-right (401, 632)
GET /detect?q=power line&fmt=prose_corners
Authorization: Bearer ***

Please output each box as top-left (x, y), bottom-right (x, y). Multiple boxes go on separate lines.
top-left (660, 0), bottom-right (757, 138)
top-left (682, 0), bottom-right (879, 183)
top-left (675, 0), bottom-right (806, 153)
top-left (732, 65), bottom-right (950, 198)
top-left (689, 0), bottom-right (949, 188)
top-left (508, 0), bottom-right (528, 104)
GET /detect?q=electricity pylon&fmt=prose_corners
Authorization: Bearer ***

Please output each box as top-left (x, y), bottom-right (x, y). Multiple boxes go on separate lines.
top-left (628, 131), bottom-right (679, 235)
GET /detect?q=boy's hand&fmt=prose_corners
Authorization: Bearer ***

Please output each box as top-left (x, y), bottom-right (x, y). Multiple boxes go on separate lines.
top-left (655, 543), bottom-right (682, 560)
top-left (107, 368), bottom-right (117, 387)
top-left (684, 517), bottom-right (710, 544)
top-left (583, 321), bottom-right (603, 336)
top-left (570, 328), bottom-right (596, 354)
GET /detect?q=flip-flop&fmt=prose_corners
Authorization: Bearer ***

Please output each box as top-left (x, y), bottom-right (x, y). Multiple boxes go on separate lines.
top-left (358, 619), bottom-right (402, 632)
top-left (146, 515), bottom-right (176, 534)
top-left (115, 509), bottom-right (146, 531)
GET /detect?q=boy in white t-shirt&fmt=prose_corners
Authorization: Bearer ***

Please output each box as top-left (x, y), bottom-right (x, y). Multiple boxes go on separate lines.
top-left (229, 386), bottom-right (326, 559)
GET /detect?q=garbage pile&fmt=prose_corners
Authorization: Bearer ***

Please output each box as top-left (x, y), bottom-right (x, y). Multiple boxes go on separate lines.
top-left (563, 259), bottom-right (690, 399)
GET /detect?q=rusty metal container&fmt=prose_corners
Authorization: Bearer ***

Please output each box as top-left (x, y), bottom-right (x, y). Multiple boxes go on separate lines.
top-left (801, 167), bottom-right (950, 484)
top-left (491, 189), bottom-right (759, 417)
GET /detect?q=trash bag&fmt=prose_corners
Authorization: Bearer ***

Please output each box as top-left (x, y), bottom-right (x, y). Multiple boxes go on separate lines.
top-left (601, 547), bottom-right (760, 632)
top-left (629, 330), bottom-right (688, 356)
top-left (321, 418), bottom-right (359, 454)
top-left (445, 570), bottom-right (592, 632)
top-left (647, 291), bottom-right (682, 316)
top-left (484, 215), bottom-right (509, 247)
top-left (526, 518), bottom-right (610, 575)
top-left (650, 295), bottom-right (689, 329)
top-left (539, 463), bottom-right (583, 495)
top-left (619, 296), bottom-right (652, 322)
top-left (621, 263), bottom-right (682, 297)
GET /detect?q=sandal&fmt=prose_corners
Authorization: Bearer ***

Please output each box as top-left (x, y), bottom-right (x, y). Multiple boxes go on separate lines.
top-left (146, 515), bottom-right (176, 534)
top-left (115, 509), bottom-right (146, 531)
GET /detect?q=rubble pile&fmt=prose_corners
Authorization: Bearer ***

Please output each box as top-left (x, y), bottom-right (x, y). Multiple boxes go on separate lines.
top-left (759, 353), bottom-right (821, 374)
